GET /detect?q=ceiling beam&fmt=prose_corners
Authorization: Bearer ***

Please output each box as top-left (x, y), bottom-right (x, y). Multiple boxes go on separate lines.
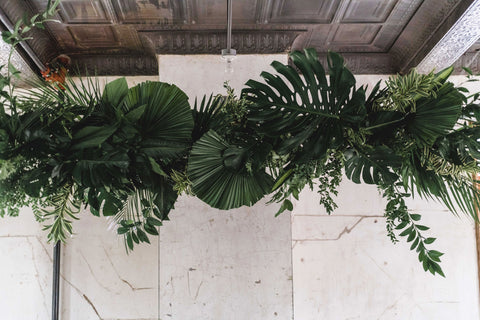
top-left (417, 0), bottom-right (480, 73)
top-left (0, 6), bottom-right (45, 71)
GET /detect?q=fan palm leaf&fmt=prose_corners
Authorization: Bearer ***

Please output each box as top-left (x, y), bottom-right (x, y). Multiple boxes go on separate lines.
top-left (122, 81), bottom-right (194, 159)
top-left (191, 94), bottom-right (225, 142)
top-left (187, 130), bottom-right (273, 209)
top-left (406, 82), bottom-right (463, 147)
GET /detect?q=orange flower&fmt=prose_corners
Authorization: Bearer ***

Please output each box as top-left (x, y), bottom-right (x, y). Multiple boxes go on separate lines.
top-left (41, 65), bottom-right (68, 90)
top-left (41, 55), bottom-right (71, 90)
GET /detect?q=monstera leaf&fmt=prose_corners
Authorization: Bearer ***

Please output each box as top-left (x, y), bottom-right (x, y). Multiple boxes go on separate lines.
top-left (187, 130), bottom-right (273, 209)
top-left (244, 48), bottom-right (366, 158)
top-left (344, 146), bottom-right (401, 185)
top-left (122, 81), bottom-right (194, 159)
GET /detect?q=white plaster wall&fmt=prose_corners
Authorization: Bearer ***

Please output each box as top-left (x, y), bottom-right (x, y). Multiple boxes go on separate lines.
top-left (158, 54), bottom-right (293, 320)
top-left (290, 75), bottom-right (480, 320)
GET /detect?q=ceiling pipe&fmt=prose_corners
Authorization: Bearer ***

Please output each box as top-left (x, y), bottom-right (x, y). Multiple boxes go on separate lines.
top-left (221, 0), bottom-right (236, 72)
top-left (0, 7), bottom-right (46, 71)
top-left (226, 0), bottom-right (233, 52)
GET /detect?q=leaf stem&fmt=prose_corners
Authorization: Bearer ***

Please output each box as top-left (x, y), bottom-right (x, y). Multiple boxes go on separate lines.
top-left (364, 117), bottom-right (406, 131)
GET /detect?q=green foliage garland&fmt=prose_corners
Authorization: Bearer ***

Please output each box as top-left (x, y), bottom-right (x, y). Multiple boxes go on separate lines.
top-left (2, 1), bottom-right (480, 276)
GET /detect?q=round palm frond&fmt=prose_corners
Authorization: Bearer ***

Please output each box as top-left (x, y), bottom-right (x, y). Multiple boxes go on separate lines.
top-left (122, 81), bottom-right (194, 160)
top-left (187, 130), bottom-right (273, 209)
top-left (406, 82), bottom-right (463, 147)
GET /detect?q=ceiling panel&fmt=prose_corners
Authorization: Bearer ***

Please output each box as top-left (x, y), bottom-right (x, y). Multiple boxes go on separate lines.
top-left (341, 0), bottom-right (397, 23)
top-left (59, 0), bottom-right (112, 24)
top-left (112, 0), bottom-right (179, 24)
top-left (1, 0), bottom-right (476, 75)
top-left (331, 24), bottom-right (381, 45)
top-left (270, 0), bottom-right (341, 24)
top-left (68, 25), bottom-right (119, 47)
top-left (192, 0), bottom-right (260, 24)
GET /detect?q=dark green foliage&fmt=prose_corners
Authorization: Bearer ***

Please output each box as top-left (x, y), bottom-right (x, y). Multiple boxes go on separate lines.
top-left (1, 10), bottom-right (480, 277)
top-left (0, 75), bottom-right (192, 244)
top-left (188, 130), bottom-right (273, 209)
top-left (344, 146), bottom-right (401, 185)
top-left (244, 49), bottom-right (367, 162)
top-left (380, 182), bottom-right (445, 276)
top-left (241, 49), bottom-right (480, 275)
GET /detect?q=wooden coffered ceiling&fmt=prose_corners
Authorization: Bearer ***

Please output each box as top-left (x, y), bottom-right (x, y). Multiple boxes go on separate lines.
top-left (1, 0), bottom-right (480, 76)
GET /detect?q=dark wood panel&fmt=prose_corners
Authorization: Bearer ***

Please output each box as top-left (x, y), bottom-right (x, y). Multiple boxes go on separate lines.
top-left (191, 0), bottom-right (260, 24)
top-left (112, 0), bottom-right (183, 24)
top-left (68, 25), bottom-right (119, 46)
top-left (331, 24), bottom-right (381, 45)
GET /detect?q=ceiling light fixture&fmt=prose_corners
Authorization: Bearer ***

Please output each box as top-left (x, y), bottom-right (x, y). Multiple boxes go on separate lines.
top-left (221, 0), bottom-right (236, 73)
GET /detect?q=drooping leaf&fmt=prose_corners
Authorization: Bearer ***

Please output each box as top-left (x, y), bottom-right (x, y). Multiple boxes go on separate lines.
top-left (102, 77), bottom-right (129, 108)
top-left (71, 125), bottom-right (118, 150)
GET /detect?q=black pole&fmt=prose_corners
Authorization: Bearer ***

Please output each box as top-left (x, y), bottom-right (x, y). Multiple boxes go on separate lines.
top-left (52, 241), bottom-right (61, 320)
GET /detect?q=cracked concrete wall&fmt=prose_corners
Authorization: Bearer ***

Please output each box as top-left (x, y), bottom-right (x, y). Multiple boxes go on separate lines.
top-left (158, 54), bottom-right (293, 320)
top-left (291, 74), bottom-right (480, 319)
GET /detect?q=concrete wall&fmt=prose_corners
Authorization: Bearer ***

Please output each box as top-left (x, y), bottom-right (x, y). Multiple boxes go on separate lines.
top-left (0, 59), bottom-right (478, 320)
top-left (157, 54), bottom-right (293, 320)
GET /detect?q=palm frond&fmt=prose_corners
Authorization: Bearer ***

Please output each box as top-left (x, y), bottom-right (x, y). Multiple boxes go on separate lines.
top-left (403, 156), bottom-right (480, 220)
top-left (122, 81), bottom-right (194, 160)
top-left (111, 184), bottom-right (177, 251)
top-left (23, 75), bottom-right (102, 111)
top-left (374, 69), bottom-right (439, 112)
top-left (406, 82), bottom-right (463, 147)
top-left (187, 130), bottom-right (273, 209)
top-left (191, 94), bottom-right (225, 142)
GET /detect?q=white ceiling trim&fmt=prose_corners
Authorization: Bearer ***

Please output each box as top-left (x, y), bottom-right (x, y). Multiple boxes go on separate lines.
top-left (417, 0), bottom-right (480, 73)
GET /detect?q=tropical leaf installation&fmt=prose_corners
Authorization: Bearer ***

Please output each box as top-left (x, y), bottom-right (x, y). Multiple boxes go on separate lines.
top-left (2, 1), bottom-right (480, 275)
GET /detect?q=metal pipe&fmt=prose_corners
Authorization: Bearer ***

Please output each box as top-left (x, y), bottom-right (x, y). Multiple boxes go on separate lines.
top-left (52, 241), bottom-right (61, 320)
top-left (226, 0), bottom-right (232, 52)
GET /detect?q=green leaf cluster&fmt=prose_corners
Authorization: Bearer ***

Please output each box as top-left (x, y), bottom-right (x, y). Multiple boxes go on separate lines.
top-left (2, 9), bottom-right (480, 276)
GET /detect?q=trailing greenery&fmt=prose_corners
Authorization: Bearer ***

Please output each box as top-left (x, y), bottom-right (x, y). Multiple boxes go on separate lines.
top-left (1, 2), bottom-right (480, 274)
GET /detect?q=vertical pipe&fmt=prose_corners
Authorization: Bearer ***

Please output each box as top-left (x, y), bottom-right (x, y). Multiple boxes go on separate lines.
top-left (226, 0), bottom-right (232, 52)
top-left (52, 241), bottom-right (61, 320)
